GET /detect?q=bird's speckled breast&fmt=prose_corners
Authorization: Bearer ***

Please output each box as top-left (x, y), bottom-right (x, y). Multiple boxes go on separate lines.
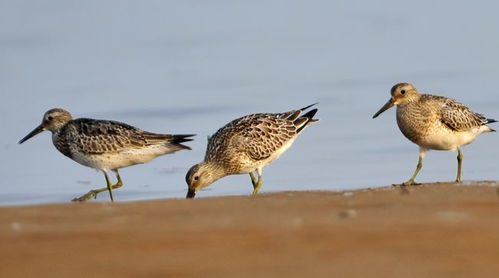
top-left (52, 130), bottom-right (72, 159)
top-left (396, 103), bottom-right (435, 145)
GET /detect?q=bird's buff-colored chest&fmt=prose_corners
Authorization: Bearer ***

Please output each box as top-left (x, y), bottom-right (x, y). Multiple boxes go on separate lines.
top-left (396, 104), bottom-right (482, 151)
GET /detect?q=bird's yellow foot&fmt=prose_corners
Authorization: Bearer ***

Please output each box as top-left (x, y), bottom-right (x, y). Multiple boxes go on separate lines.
top-left (71, 190), bottom-right (99, 202)
top-left (252, 183), bottom-right (262, 196)
top-left (393, 180), bottom-right (421, 187)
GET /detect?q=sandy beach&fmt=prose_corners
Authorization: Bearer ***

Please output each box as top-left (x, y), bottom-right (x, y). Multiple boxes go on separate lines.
top-left (1, 182), bottom-right (499, 277)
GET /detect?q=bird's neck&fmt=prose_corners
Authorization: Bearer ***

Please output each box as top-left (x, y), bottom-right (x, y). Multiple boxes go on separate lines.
top-left (203, 161), bottom-right (227, 184)
top-left (51, 128), bottom-right (72, 159)
top-left (398, 93), bottom-right (421, 107)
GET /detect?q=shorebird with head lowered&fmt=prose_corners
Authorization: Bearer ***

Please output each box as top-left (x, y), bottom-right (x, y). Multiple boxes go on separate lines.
top-left (19, 108), bottom-right (194, 202)
top-left (185, 104), bottom-right (318, 198)
top-left (373, 82), bottom-right (496, 185)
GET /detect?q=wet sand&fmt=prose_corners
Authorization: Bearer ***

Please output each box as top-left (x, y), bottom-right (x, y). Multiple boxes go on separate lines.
top-left (1, 182), bottom-right (499, 278)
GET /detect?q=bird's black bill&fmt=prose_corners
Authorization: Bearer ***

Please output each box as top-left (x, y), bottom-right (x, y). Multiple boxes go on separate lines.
top-left (372, 99), bottom-right (395, 119)
top-left (19, 124), bottom-right (45, 144)
top-left (186, 189), bottom-right (196, 199)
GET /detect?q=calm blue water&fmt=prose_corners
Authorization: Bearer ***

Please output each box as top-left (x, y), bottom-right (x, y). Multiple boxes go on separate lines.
top-left (1, 1), bottom-right (499, 205)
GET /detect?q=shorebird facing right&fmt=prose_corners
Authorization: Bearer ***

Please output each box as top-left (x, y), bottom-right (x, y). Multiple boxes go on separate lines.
top-left (185, 104), bottom-right (318, 198)
top-left (373, 82), bottom-right (496, 185)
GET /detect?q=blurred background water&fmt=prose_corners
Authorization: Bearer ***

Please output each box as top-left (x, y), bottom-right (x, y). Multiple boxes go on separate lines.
top-left (1, 0), bottom-right (498, 205)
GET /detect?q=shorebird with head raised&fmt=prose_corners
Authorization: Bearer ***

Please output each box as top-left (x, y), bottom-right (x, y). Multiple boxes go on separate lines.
top-left (19, 108), bottom-right (194, 202)
top-left (373, 82), bottom-right (496, 185)
top-left (185, 104), bottom-right (318, 198)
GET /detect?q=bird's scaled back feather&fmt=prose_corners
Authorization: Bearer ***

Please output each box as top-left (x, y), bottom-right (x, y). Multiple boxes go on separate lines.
top-left (236, 115), bottom-right (297, 161)
top-left (205, 107), bottom-right (318, 162)
top-left (64, 119), bottom-right (186, 154)
top-left (437, 97), bottom-right (489, 131)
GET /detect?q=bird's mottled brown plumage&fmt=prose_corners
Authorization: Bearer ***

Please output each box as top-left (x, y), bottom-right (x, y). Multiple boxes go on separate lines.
top-left (205, 113), bottom-right (298, 166)
top-left (185, 104), bottom-right (318, 198)
top-left (19, 108), bottom-right (194, 202)
top-left (393, 90), bottom-right (495, 149)
top-left (437, 96), bottom-right (492, 131)
top-left (54, 118), bottom-right (191, 157)
top-left (374, 82), bottom-right (496, 185)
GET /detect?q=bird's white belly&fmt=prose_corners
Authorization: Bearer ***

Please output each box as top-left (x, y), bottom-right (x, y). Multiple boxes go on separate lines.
top-left (419, 128), bottom-right (483, 151)
top-left (247, 138), bottom-right (297, 172)
top-left (70, 145), bottom-right (172, 171)
top-left (266, 138), bottom-right (296, 164)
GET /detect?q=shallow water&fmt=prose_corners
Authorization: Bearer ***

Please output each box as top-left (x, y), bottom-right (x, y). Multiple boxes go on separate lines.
top-left (1, 1), bottom-right (499, 205)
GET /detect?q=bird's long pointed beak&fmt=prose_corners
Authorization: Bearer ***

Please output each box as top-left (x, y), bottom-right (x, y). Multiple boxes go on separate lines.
top-left (372, 99), bottom-right (395, 119)
top-left (19, 124), bottom-right (45, 144)
top-left (186, 189), bottom-right (196, 199)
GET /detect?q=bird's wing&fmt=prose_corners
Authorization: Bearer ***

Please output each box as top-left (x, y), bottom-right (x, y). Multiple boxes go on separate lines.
top-left (232, 113), bottom-right (297, 161)
top-left (66, 119), bottom-right (159, 154)
top-left (440, 98), bottom-right (489, 131)
top-left (205, 106), bottom-right (318, 162)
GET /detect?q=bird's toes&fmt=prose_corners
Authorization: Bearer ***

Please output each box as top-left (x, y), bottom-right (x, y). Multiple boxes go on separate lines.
top-left (71, 190), bottom-right (98, 202)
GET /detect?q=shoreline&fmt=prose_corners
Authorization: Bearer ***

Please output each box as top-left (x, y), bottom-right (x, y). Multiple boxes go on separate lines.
top-left (6, 180), bottom-right (498, 208)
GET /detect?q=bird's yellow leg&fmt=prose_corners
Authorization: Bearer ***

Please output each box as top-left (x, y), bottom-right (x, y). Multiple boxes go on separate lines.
top-left (249, 172), bottom-right (258, 188)
top-left (104, 171), bottom-right (115, 201)
top-left (71, 170), bottom-right (123, 202)
top-left (456, 149), bottom-right (463, 183)
top-left (252, 169), bottom-right (263, 195)
top-left (403, 150), bottom-right (425, 186)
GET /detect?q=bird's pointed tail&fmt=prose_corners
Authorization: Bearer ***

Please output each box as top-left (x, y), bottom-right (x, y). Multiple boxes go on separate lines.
top-left (295, 107), bottom-right (319, 133)
top-left (299, 102), bottom-right (319, 111)
top-left (486, 118), bottom-right (497, 132)
top-left (171, 134), bottom-right (195, 150)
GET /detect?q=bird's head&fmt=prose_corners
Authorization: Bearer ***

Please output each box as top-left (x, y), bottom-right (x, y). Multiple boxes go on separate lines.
top-left (19, 108), bottom-right (72, 144)
top-left (185, 162), bottom-right (224, 198)
top-left (373, 82), bottom-right (420, 118)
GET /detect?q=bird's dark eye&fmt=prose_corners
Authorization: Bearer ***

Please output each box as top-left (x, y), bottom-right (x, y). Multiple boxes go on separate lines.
top-left (400, 90), bottom-right (406, 95)
top-left (194, 176), bottom-right (199, 181)
top-left (47, 116), bottom-right (53, 121)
